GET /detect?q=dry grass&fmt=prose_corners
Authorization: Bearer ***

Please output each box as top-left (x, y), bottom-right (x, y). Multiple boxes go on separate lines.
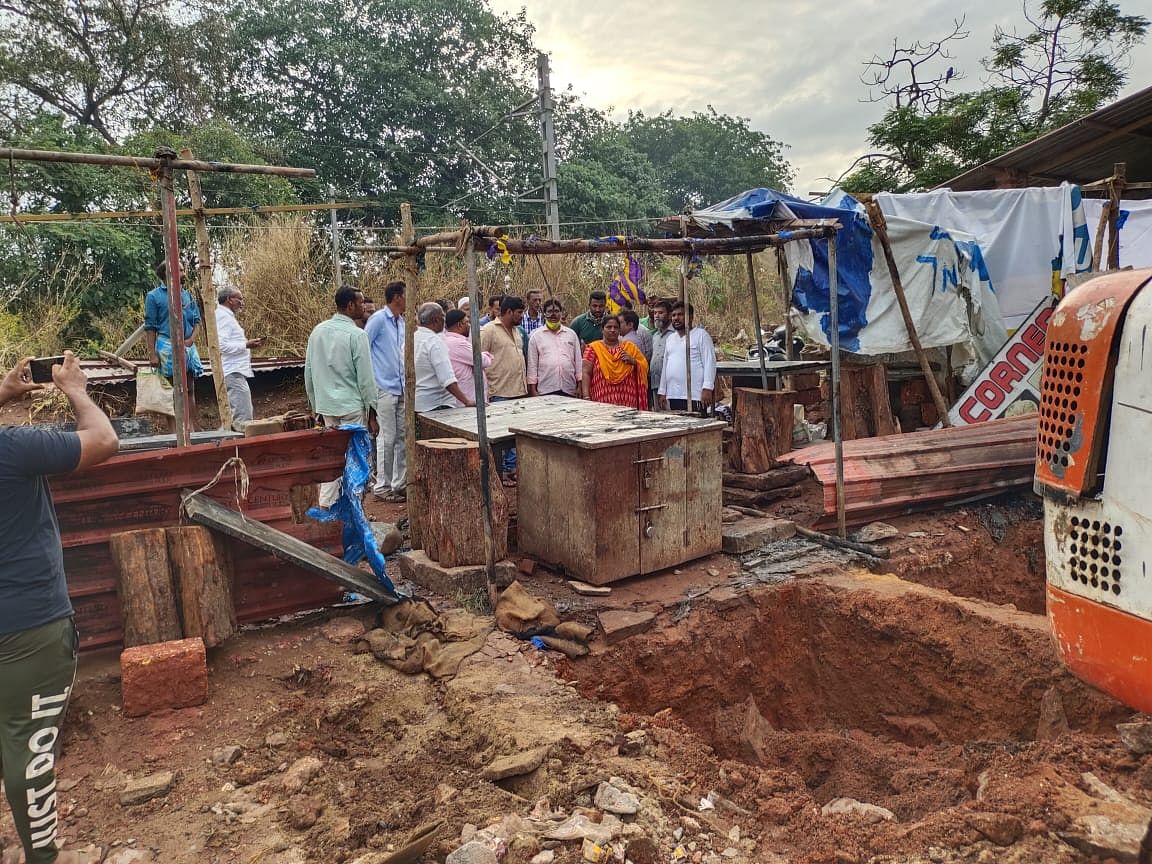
top-left (0, 256), bottom-right (99, 368)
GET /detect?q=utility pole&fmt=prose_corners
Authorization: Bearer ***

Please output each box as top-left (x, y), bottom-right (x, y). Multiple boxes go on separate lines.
top-left (537, 51), bottom-right (561, 242)
top-left (329, 189), bottom-right (342, 289)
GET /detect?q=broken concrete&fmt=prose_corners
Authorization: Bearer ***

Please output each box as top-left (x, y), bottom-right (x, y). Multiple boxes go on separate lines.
top-left (120, 771), bottom-right (176, 806)
top-left (597, 610), bottom-right (656, 644)
top-left (481, 746), bottom-right (550, 781)
top-left (721, 518), bottom-right (796, 553)
top-left (396, 550), bottom-right (518, 596)
top-left (1117, 720), bottom-right (1152, 755)
top-left (568, 580), bottom-right (612, 596)
top-left (820, 797), bottom-right (896, 823)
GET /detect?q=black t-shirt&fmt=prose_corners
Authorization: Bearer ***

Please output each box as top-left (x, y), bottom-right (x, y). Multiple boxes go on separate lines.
top-left (0, 427), bottom-right (82, 635)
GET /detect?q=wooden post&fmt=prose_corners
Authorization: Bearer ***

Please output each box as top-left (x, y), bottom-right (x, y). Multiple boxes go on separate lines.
top-left (1091, 200), bottom-right (1110, 272)
top-left (109, 528), bottom-right (182, 647)
top-left (415, 439), bottom-right (508, 567)
top-left (156, 149), bottom-right (192, 446)
top-left (828, 232), bottom-right (846, 539)
top-left (330, 198), bottom-right (342, 290)
top-left (1108, 162), bottom-right (1126, 271)
top-left (745, 252), bottom-right (770, 391)
top-left (400, 204), bottom-right (421, 546)
top-left (729, 388), bottom-right (796, 473)
top-left (465, 243), bottom-right (498, 585)
top-left (864, 200), bottom-right (952, 428)
top-left (180, 148), bottom-right (232, 432)
top-left (166, 525), bottom-right (236, 648)
top-left (679, 216), bottom-right (692, 408)
top-left (775, 247), bottom-right (795, 360)
top-left (839, 365), bottom-right (897, 439)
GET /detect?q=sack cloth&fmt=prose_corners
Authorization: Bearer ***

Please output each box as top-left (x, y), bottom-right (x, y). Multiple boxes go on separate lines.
top-left (134, 369), bottom-right (174, 416)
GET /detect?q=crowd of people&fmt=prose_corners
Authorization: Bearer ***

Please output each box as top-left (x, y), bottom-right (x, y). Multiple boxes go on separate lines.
top-left (301, 281), bottom-right (718, 491)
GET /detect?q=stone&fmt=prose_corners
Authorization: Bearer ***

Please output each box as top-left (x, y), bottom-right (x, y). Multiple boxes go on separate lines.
top-left (517, 558), bottom-right (538, 576)
top-left (544, 814), bottom-right (614, 845)
top-left (721, 518), bottom-right (796, 554)
top-left (854, 522), bottom-right (900, 543)
top-left (446, 841), bottom-right (499, 864)
top-left (1036, 686), bottom-right (1070, 740)
top-left (820, 797), bottom-right (896, 824)
top-left (321, 616), bottom-right (367, 644)
top-left (397, 550), bottom-right (518, 595)
top-left (106, 850), bottom-right (154, 864)
top-left (966, 812), bottom-right (1023, 846)
top-left (620, 730), bottom-right (647, 756)
top-left (369, 522), bottom-right (404, 556)
top-left (120, 638), bottom-right (208, 718)
top-left (581, 838), bottom-right (609, 862)
top-left (481, 746), bottom-right (550, 781)
top-left (594, 781), bottom-right (640, 815)
top-left (211, 745), bottom-right (243, 766)
top-left (287, 797), bottom-right (324, 831)
top-left (265, 732), bottom-right (289, 748)
top-left (597, 610), bottom-right (656, 645)
top-left (530, 852), bottom-right (555, 864)
top-left (1117, 720), bottom-right (1152, 755)
top-left (282, 756), bottom-right (323, 793)
top-left (568, 580), bottom-right (612, 597)
top-left (120, 771), bottom-right (176, 806)
top-left (721, 508), bottom-right (743, 524)
top-left (721, 849), bottom-right (739, 859)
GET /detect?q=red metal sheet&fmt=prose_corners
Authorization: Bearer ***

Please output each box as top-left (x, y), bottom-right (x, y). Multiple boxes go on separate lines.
top-left (51, 428), bottom-right (353, 650)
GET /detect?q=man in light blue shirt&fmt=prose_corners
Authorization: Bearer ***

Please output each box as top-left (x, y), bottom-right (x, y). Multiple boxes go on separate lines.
top-left (364, 281), bottom-right (407, 501)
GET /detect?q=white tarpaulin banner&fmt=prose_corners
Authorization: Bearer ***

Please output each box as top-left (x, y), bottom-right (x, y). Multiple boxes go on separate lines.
top-left (1082, 198), bottom-right (1152, 270)
top-left (876, 185), bottom-right (1090, 330)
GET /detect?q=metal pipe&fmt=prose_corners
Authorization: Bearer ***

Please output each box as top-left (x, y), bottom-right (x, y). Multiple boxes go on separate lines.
top-left (828, 233), bottom-right (846, 538)
top-left (745, 252), bottom-right (770, 391)
top-left (465, 244), bottom-right (497, 586)
top-left (156, 154), bottom-right (192, 447)
top-left (0, 147), bottom-right (315, 177)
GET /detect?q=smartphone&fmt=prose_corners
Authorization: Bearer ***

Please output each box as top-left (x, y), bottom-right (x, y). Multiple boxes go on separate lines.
top-left (29, 356), bottom-right (65, 384)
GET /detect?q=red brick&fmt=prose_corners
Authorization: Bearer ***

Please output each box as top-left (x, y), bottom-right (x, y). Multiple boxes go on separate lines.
top-left (900, 378), bottom-right (928, 407)
top-left (796, 388), bottom-right (824, 407)
top-left (121, 637), bottom-right (208, 717)
top-left (920, 401), bottom-right (940, 426)
top-left (788, 373), bottom-right (821, 391)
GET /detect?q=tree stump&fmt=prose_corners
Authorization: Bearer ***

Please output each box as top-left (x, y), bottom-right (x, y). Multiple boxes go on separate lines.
top-left (729, 388), bottom-right (797, 474)
top-left (415, 438), bottom-right (509, 567)
top-left (109, 527), bottom-right (182, 647)
top-left (840, 364), bottom-right (897, 440)
top-left (166, 525), bottom-right (237, 648)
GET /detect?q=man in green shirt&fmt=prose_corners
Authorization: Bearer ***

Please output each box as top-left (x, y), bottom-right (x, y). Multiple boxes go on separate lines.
top-left (305, 285), bottom-right (378, 506)
top-left (569, 290), bottom-right (607, 346)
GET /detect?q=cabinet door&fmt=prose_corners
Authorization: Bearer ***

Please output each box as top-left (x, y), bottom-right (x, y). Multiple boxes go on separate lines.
top-left (587, 443), bottom-right (641, 584)
top-left (638, 436), bottom-right (688, 574)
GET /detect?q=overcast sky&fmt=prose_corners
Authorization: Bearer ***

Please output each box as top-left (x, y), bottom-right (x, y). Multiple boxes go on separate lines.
top-left (488, 0), bottom-right (1152, 202)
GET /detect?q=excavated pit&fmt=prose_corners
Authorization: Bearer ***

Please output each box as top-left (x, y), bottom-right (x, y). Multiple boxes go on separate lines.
top-left (573, 568), bottom-right (1126, 819)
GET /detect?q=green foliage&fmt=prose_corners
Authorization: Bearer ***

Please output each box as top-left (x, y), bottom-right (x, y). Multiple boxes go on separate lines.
top-left (844, 0), bottom-right (1148, 192)
top-left (624, 108), bottom-right (794, 209)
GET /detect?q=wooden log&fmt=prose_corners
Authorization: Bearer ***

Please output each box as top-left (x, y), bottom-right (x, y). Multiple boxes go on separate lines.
top-left (416, 438), bottom-right (509, 568)
top-left (729, 388), bottom-right (796, 473)
top-left (165, 526), bottom-right (236, 648)
top-left (839, 365), bottom-right (897, 441)
top-left (722, 485), bottom-right (802, 506)
top-left (109, 528), bottom-right (182, 648)
top-left (722, 464), bottom-right (812, 491)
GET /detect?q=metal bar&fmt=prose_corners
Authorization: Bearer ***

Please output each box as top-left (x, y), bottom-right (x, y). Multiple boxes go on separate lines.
top-left (635, 504), bottom-right (669, 513)
top-left (745, 252), bottom-right (770, 391)
top-left (330, 200), bottom-right (342, 290)
top-left (181, 148), bottom-right (232, 433)
top-left (465, 243), bottom-right (497, 587)
top-left (828, 233), bottom-right (846, 538)
top-left (0, 147), bottom-right (315, 177)
top-left (632, 456), bottom-right (667, 465)
top-left (156, 153), bottom-right (192, 447)
top-left (0, 201), bottom-right (368, 224)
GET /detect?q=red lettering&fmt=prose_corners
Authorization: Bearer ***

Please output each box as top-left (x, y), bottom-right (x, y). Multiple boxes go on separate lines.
top-left (1005, 342), bottom-right (1040, 373)
top-left (959, 396), bottom-right (993, 424)
top-left (1021, 323), bottom-right (1046, 354)
top-left (990, 359), bottom-right (1025, 390)
top-left (1036, 306), bottom-right (1053, 330)
top-left (976, 381), bottom-right (1006, 410)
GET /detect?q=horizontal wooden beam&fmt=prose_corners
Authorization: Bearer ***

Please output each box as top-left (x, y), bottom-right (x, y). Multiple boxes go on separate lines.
top-left (0, 147), bottom-right (315, 178)
top-left (0, 201), bottom-right (375, 224)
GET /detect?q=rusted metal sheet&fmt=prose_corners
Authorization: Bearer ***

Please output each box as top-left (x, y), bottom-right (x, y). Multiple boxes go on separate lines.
top-left (51, 428), bottom-right (352, 650)
top-left (78, 356), bottom-right (305, 384)
top-left (793, 415), bottom-right (1038, 528)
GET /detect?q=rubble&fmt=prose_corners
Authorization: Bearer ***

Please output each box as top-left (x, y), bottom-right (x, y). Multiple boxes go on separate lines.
top-left (120, 772), bottom-right (176, 806)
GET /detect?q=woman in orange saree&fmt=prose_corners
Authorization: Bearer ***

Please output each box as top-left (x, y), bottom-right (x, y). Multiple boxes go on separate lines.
top-left (580, 315), bottom-right (649, 410)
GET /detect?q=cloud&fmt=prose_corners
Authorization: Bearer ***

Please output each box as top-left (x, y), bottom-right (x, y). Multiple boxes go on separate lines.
top-left (490, 0), bottom-right (1152, 200)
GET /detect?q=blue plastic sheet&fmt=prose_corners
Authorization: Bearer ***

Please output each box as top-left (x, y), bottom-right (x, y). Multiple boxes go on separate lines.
top-left (307, 424), bottom-right (396, 594)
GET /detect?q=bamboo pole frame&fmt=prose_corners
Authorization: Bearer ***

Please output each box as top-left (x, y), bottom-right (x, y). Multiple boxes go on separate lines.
top-left (0, 201), bottom-right (372, 224)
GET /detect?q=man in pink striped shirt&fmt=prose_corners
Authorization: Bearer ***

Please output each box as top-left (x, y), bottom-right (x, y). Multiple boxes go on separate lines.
top-left (527, 298), bottom-right (582, 397)
top-left (442, 309), bottom-right (491, 407)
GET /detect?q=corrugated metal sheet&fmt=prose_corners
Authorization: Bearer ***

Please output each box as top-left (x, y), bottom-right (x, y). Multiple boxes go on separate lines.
top-left (79, 356), bottom-right (305, 383)
top-left (50, 428), bottom-right (352, 650)
top-left (940, 85), bottom-right (1152, 193)
top-left (792, 415), bottom-right (1038, 528)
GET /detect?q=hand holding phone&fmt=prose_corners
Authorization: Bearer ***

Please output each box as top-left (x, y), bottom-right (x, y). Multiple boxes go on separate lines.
top-left (29, 356), bottom-right (66, 384)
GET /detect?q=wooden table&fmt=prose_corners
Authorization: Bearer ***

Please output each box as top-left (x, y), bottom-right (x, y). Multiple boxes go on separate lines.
top-left (510, 406), bottom-right (725, 585)
top-left (716, 359), bottom-right (829, 390)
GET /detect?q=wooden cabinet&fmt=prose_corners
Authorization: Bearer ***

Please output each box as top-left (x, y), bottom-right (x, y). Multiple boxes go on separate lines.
top-left (515, 415), bottom-right (724, 585)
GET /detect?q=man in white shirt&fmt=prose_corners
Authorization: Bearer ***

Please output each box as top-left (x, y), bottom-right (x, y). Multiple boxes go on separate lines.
top-left (526, 298), bottom-right (581, 397)
top-left (215, 287), bottom-right (263, 429)
top-left (658, 302), bottom-right (717, 414)
top-left (414, 303), bottom-right (474, 411)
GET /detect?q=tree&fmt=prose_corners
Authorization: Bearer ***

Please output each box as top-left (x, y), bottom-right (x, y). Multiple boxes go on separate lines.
top-left (624, 108), bottom-right (794, 210)
top-left (557, 128), bottom-right (668, 235)
top-left (0, 0), bottom-right (222, 142)
top-left (842, 0), bottom-right (1148, 192)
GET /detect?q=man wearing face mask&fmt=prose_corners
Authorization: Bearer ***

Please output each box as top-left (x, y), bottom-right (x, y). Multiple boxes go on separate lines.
top-left (526, 298), bottom-right (582, 398)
